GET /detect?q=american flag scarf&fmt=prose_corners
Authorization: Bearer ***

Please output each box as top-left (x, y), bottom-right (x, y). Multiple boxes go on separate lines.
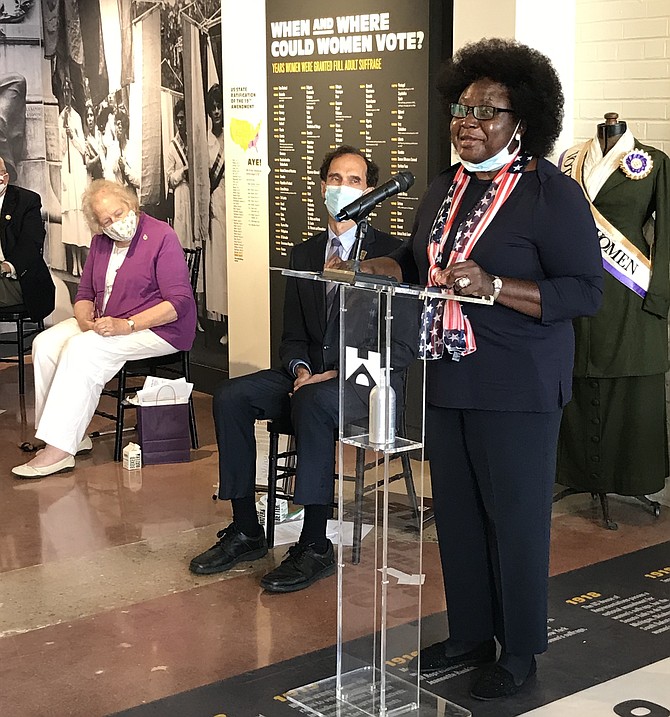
top-left (419, 152), bottom-right (532, 361)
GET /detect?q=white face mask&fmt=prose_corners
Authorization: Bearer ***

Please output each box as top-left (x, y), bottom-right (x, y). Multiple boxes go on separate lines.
top-left (324, 185), bottom-right (364, 220)
top-left (103, 209), bottom-right (137, 242)
top-left (0, 175), bottom-right (7, 197)
top-left (459, 121), bottom-right (522, 173)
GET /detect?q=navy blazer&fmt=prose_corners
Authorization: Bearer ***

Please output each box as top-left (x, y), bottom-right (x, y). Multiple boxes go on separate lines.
top-left (279, 226), bottom-right (418, 382)
top-left (0, 184), bottom-right (54, 321)
top-left (393, 158), bottom-right (603, 412)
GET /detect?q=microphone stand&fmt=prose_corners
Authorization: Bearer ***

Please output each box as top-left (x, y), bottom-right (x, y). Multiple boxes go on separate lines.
top-left (322, 212), bottom-right (398, 287)
top-left (350, 217), bottom-right (369, 272)
top-left (322, 215), bottom-right (370, 286)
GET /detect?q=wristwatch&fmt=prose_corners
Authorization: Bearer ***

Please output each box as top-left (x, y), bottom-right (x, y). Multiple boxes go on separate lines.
top-left (491, 276), bottom-right (503, 301)
top-left (126, 318), bottom-right (136, 332)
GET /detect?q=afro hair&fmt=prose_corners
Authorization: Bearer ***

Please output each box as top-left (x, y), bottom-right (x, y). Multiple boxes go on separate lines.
top-left (437, 38), bottom-right (564, 157)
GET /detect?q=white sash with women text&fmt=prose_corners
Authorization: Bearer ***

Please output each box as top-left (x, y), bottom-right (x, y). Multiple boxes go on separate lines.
top-left (559, 141), bottom-right (651, 298)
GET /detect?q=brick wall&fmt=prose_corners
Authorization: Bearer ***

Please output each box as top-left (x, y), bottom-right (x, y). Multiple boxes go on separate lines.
top-left (574, 0), bottom-right (669, 153)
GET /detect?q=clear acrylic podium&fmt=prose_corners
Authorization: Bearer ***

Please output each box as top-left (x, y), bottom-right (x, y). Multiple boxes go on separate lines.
top-left (277, 268), bottom-right (489, 716)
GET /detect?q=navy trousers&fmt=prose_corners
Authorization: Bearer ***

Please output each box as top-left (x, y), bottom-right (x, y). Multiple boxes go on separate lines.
top-left (213, 368), bottom-right (342, 506)
top-left (426, 405), bottom-right (562, 655)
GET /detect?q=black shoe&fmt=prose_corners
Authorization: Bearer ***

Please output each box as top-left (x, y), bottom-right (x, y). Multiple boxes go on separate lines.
top-left (410, 639), bottom-right (497, 673)
top-left (260, 540), bottom-right (336, 593)
top-left (470, 658), bottom-right (537, 700)
top-left (189, 523), bottom-right (268, 575)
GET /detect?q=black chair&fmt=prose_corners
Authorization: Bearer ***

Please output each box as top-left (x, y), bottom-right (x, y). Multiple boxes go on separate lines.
top-left (0, 305), bottom-right (44, 394)
top-left (93, 247), bottom-right (201, 461)
top-left (264, 414), bottom-right (298, 547)
top-left (263, 407), bottom-right (424, 565)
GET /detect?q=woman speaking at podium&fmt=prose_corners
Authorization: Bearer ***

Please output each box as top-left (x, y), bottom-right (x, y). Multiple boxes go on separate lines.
top-left (361, 39), bottom-right (603, 700)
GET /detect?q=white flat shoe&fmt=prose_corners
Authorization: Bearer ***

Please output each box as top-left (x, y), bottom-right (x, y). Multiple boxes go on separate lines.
top-left (12, 455), bottom-right (75, 479)
top-left (77, 436), bottom-right (93, 454)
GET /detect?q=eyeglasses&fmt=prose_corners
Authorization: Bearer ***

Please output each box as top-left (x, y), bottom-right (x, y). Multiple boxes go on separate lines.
top-left (450, 103), bottom-right (515, 120)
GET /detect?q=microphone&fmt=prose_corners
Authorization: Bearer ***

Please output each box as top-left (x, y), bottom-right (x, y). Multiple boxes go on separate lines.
top-left (335, 171), bottom-right (415, 222)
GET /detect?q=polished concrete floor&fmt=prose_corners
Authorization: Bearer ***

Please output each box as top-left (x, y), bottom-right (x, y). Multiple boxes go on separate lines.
top-left (1, 360), bottom-right (669, 716)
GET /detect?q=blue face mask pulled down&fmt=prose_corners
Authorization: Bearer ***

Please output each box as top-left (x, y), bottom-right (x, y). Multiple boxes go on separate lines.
top-left (324, 185), bottom-right (363, 220)
top-left (459, 121), bottom-right (522, 173)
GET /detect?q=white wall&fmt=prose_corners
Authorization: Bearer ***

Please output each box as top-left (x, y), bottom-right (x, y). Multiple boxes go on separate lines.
top-left (573, 0), bottom-right (670, 152)
top-left (453, 0), bottom-right (516, 50)
top-left (453, 0), bottom-right (669, 155)
top-left (516, 1), bottom-right (577, 159)
top-left (453, 0), bottom-right (578, 160)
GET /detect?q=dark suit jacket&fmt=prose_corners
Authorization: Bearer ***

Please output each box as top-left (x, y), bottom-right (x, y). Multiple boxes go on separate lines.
top-left (279, 226), bottom-right (418, 384)
top-left (0, 184), bottom-right (55, 321)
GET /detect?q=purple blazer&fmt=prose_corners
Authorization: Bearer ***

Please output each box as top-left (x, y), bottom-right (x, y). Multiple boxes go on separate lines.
top-left (75, 213), bottom-right (197, 351)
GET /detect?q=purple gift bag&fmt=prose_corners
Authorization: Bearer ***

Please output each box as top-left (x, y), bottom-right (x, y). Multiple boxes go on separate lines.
top-left (136, 388), bottom-right (191, 465)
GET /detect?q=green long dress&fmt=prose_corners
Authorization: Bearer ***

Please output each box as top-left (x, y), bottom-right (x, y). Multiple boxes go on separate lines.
top-left (557, 141), bottom-right (670, 495)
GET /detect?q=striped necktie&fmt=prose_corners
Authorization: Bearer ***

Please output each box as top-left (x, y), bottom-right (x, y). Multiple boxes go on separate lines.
top-left (326, 237), bottom-right (342, 315)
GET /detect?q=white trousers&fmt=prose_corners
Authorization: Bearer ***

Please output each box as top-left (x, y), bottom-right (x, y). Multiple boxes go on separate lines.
top-left (32, 317), bottom-right (176, 455)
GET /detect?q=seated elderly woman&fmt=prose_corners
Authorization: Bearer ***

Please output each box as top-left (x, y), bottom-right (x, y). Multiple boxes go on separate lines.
top-left (12, 180), bottom-right (197, 478)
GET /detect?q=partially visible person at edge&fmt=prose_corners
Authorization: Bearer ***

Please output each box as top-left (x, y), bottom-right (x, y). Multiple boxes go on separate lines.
top-left (0, 156), bottom-right (54, 320)
top-left (358, 39), bottom-right (603, 700)
top-left (12, 180), bottom-right (196, 479)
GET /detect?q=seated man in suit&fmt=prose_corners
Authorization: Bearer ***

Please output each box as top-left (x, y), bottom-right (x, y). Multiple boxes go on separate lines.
top-left (190, 145), bottom-right (417, 592)
top-left (0, 156), bottom-right (55, 321)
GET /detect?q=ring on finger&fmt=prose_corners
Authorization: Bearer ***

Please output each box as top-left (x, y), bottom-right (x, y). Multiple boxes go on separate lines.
top-left (455, 275), bottom-right (471, 289)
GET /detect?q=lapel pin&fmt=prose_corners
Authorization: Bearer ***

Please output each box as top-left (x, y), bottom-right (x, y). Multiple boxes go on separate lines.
top-left (620, 149), bottom-right (653, 180)
top-left (143, 234), bottom-right (148, 240)
top-left (5, 214), bottom-right (10, 220)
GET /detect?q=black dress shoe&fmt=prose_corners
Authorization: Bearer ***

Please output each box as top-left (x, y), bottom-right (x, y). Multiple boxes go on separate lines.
top-left (260, 540), bottom-right (336, 593)
top-left (189, 523), bottom-right (268, 575)
top-left (470, 658), bottom-right (537, 700)
top-left (409, 639), bottom-right (497, 673)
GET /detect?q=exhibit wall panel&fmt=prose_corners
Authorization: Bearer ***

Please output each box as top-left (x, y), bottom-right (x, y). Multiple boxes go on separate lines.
top-left (221, 0), bottom-right (458, 379)
top-left (263, 0), bottom-right (444, 365)
top-left (222, 0), bottom-right (271, 377)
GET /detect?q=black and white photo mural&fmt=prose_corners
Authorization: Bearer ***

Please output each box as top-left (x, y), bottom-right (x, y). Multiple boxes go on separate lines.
top-left (0, 0), bottom-right (228, 381)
